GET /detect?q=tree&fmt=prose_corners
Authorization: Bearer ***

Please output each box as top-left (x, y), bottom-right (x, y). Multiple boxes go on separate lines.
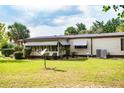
top-left (8, 22), bottom-right (30, 44)
top-left (64, 23), bottom-right (87, 35)
top-left (64, 26), bottom-right (77, 35)
top-left (116, 23), bottom-right (124, 32)
top-left (103, 5), bottom-right (124, 18)
top-left (0, 23), bottom-right (9, 49)
top-left (103, 18), bottom-right (121, 33)
top-left (76, 23), bottom-right (86, 34)
top-left (90, 18), bottom-right (124, 34)
top-left (90, 20), bottom-right (104, 34)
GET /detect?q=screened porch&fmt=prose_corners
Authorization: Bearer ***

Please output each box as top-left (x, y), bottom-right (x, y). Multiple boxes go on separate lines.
top-left (24, 41), bottom-right (70, 57)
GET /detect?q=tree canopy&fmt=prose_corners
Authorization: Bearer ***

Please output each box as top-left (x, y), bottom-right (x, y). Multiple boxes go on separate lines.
top-left (64, 18), bottom-right (124, 35)
top-left (65, 5), bottom-right (124, 35)
top-left (103, 5), bottom-right (124, 18)
top-left (103, 18), bottom-right (121, 33)
top-left (0, 23), bottom-right (9, 49)
top-left (64, 23), bottom-right (87, 35)
top-left (8, 22), bottom-right (30, 44)
top-left (64, 26), bottom-right (77, 35)
top-left (116, 23), bottom-right (124, 32)
top-left (76, 23), bottom-right (86, 34)
top-left (90, 21), bottom-right (104, 34)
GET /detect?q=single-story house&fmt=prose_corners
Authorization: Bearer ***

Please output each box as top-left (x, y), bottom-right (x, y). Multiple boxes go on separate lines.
top-left (22, 32), bottom-right (124, 58)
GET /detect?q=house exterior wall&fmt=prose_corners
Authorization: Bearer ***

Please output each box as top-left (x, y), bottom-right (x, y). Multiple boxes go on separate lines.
top-left (25, 36), bottom-right (124, 57)
top-left (69, 37), bottom-right (124, 56)
top-left (69, 38), bottom-right (91, 55)
top-left (92, 37), bottom-right (124, 55)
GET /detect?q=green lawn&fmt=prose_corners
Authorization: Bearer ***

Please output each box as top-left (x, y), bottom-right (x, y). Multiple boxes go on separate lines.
top-left (0, 57), bottom-right (124, 88)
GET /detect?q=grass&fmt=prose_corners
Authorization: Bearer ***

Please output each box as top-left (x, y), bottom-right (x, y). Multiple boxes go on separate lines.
top-left (0, 57), bottom-right (124, 88)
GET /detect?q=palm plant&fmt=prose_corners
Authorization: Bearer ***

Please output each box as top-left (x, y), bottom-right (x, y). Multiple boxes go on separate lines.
top-left (8, 22), bottom-right (30, 44)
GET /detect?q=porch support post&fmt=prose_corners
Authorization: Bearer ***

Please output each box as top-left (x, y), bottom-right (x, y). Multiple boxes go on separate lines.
top-left (57, 42), bottom-right (60, 56)
top-left (91, 37), bottom-right (93, 56)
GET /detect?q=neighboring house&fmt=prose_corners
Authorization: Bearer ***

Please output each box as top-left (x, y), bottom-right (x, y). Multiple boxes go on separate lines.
top-left (23, 32), bottom-right (124, 58)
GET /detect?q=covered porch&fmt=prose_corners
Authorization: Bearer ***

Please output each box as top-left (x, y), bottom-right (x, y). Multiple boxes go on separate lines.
top-left (24, 41), bottom-right (70, 57)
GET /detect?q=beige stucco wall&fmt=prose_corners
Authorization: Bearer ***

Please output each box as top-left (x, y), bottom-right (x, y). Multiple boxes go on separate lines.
top-left (92, 37), bottom-right (124, 55)
top-left (69, 38), bottom-right (91, 55)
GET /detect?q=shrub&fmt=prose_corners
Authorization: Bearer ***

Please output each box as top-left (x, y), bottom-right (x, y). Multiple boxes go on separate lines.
top-left (14, 51), bottom-right (23, 59)
top-left (52, 53), bottom-right (58, 60)
top-left (1, 43), bottom-right (15, 57)
top-left (2, 43), bottom-right (15, 49)
top-left (14, 45), bottom-right (23, 51)
top-left (1, 48), bottom-right (15, 57)
top-left (23, 47), bottom-right (32, 58)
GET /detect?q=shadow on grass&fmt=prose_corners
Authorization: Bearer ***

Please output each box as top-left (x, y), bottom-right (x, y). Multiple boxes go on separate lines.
top-left (0, 57), bottom-right (89, 64)
top-left (45, 67), bottom-right (67, 72)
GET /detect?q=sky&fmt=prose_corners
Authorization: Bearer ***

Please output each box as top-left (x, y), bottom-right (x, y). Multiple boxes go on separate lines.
top-left (0, 5), bottom-right (118, 37)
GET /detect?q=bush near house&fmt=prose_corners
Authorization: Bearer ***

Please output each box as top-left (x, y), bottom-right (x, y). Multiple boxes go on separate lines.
top-left (1, 43), bottom-right (31, 59)
top-left (14, 45), bottom-right (23, 51)
top-left (1, 43), bottom-right (14, 49)
top-left (1, 48), bottom-right (15, 57)
top-left (14, 51), bottom-right (24, 59)
top-left (1, 43), bottom-right (15, 57)
top-left (14, 45), bottom-right (25, 59)
top-left (23, 47), bottom-right (32, 58)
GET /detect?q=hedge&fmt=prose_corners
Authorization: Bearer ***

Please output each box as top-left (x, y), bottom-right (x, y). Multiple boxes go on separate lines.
top-left (23, 47), bottom-right (32, 58)
top-left (14, 51), bottom-right (23, 59)
top-left (1, 48), bottom-right (15, 57)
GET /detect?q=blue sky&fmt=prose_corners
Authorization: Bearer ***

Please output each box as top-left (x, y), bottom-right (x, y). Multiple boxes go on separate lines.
top-left (0, 5), bottom-right (117, 37)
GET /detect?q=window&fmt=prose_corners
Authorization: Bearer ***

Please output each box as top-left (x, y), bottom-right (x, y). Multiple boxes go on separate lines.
top-left (48, 46), bottom-right (51, 51)
top-left (121, 38), bottom-right (124, 51)
top-left (41, 46), bottom-right (43, 50)
top-left (51, 46), bottom-right (57, 51)
top-left (32, 47), bottom-right (35, 51)
top-left (73, 41), bottom-right (88, 49)
top-left (36, 46), bottom-right (38, 51)
top-left (34, 46), bottom-right (36, 51)
top-left (75, 45), bottom-right (87, 49)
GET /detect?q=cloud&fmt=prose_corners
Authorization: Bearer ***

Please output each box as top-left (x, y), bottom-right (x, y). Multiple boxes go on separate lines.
top-left (10, 5), bottom-right (95, 26)
top-left (0, 5), bottom-right (117, 37)
top-left (50, 14), bottom-right (96, 28)
top-left (28, 5), bottom-right (97, 37)
top-left (10, 5), bottom-right (73, 26)
top-left (28, 14), bottom-right (96, 37)
top-left (51, 16), bottom-right (66, 26)
top-left (11, 5), bottom-right (67, 17)
top-left (49, 5), bottom-right (96, 28)
top-left (29, 25), bottom-right (66, 37)
top-left (78, 6), bottom-right (92, 17)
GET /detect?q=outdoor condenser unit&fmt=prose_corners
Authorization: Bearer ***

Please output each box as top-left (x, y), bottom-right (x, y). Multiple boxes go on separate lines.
top-left (96, 49), bottom-right (107, 59)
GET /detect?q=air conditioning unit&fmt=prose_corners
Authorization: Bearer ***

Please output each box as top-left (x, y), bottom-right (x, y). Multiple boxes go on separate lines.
top-left (96, 49), bottom-right (107, 59)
